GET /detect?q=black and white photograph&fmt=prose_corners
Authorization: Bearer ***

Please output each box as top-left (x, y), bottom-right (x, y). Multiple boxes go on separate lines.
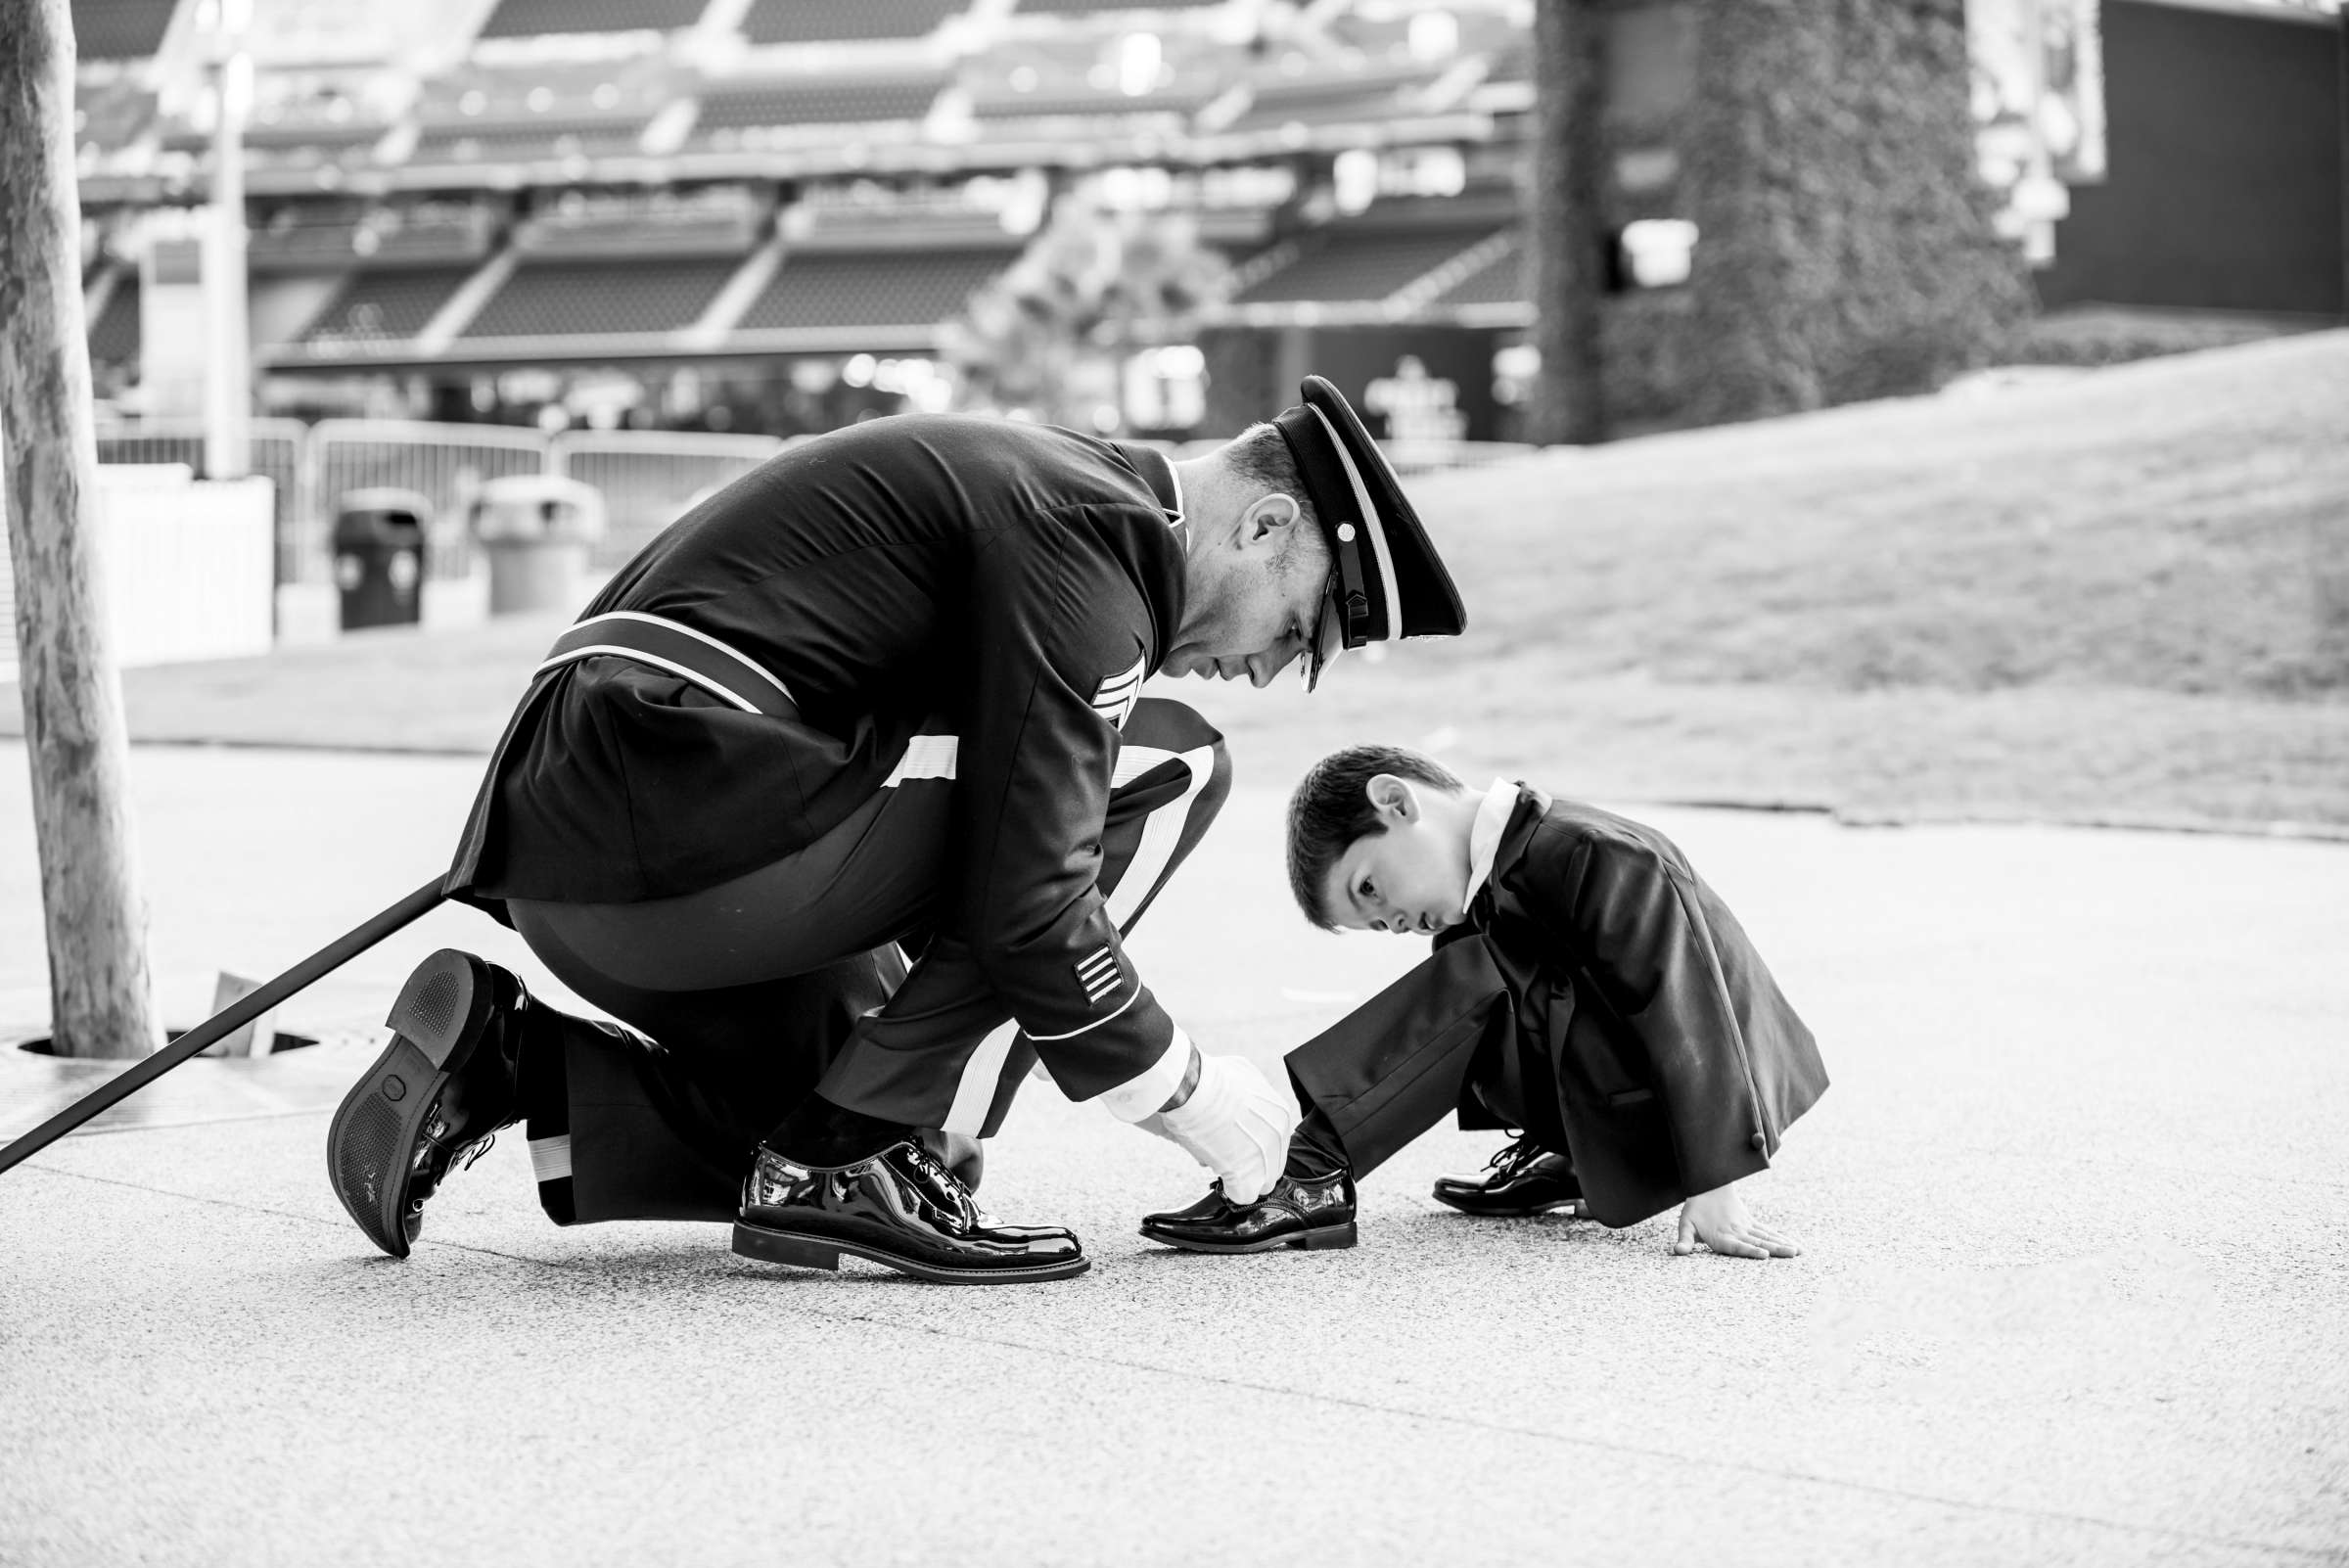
top-left (2, 0), bottom-right (2344, 1561)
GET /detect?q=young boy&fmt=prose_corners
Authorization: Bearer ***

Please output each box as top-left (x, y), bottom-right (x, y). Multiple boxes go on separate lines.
top-left (1139, 746), bottom-right (1827, 1260)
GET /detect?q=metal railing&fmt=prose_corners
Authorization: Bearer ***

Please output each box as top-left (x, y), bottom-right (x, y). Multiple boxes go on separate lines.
top-left (83, 421), bottom-right (1545, 590)
top-left (305, 419), bottom-right (551, 582)
top-left (549, 429), bottom-right (789, 568)
top-left (93, 418), bottom-right (307, 581)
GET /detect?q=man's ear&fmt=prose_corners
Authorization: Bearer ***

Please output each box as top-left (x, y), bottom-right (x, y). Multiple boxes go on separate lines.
top-left (1242, 491), bottom-right (1301, 545)
top-left (1365, 773), bottom-right (1417, 821)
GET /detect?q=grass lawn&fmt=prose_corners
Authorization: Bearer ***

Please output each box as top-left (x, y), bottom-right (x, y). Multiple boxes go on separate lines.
top-left (9, 330), bottom-right (2346, 835)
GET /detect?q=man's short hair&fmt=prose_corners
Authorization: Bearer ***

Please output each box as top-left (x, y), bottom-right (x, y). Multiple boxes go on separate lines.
top-left (1221, 423), bottom-right (1320, 542)
top-left (1286, 744), bottom-right (1464, 930)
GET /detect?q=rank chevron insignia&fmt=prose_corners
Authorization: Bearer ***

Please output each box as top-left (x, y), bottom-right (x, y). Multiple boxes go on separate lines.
top-left (1074, 944), bottom-right (1125, 1007)
top-left (1089, 653), bottom-right (1145, 730)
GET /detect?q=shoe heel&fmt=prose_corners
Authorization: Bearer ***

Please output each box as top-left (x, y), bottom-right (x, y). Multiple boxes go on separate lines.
top-left (385, 949), bottom-right (486, 1071)
top-left (732, 1223), bottom-right (841, 1272)
top-left (1296, 1222), bottom-right (1359, 1252)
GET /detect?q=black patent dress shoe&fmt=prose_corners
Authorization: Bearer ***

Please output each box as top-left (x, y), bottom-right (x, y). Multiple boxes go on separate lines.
top-left (327, 949), bottom-right (528, 1259)
top-left (1138, 1170), bottom-right (1358, 1254)
top-left (1430, 1134), bottom-right (1584, 1218)
top-left (733, 1140), bottom-right (1086, 1285)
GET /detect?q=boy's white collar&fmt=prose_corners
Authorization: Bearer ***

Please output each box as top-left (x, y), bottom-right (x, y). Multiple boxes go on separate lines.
top-left (1461, 777), bottom-right (1520, 908)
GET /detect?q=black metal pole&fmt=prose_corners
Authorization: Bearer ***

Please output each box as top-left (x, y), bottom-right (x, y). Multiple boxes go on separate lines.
top-left (0, 877), bottom-right (449, 1176)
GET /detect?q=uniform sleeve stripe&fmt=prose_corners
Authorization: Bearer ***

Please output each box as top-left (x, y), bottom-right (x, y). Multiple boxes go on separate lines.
top-left (574, 610), bottom-right (795, 704)
top-left (1026, 983), bottom-right (1140, 1041)
top-left (533, 646), bottom-right (760, 714)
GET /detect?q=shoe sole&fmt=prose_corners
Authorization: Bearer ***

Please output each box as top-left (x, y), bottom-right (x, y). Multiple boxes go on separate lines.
top-left (731, 1222), bottom-right (1090, 1285)
top-left (1431, 1196), bottom-right (1585, 1219)
top-left (1137, 1221), bottom-right (1359, 1255)
top-left (325, 950), bottom-right (492, 1260)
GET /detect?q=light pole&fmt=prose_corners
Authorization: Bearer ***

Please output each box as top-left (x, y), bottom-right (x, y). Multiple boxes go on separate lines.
top-left (202, 0), bottom-right (253, 481)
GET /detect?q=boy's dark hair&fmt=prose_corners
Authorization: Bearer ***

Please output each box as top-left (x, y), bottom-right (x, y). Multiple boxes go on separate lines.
top-left (1286, 745), bottom-right (1465, 930)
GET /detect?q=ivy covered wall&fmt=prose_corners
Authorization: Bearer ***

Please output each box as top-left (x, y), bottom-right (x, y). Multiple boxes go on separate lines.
top-left (1681, 0), bottom-right (2031, 424)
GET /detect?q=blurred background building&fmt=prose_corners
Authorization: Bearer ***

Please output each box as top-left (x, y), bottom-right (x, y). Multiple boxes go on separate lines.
top-left (51, 0), bottom-right (2349, 606)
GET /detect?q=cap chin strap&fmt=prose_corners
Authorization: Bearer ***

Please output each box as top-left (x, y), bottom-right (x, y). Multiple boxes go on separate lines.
top-left (1307, 403), bottom-right (1403, 647)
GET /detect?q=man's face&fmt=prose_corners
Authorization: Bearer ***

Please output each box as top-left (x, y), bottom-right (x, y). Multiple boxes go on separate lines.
top-left (1317, 783), bottom-right (1472, 936)
top-left (1162, 497), bottom-right (1333, 688)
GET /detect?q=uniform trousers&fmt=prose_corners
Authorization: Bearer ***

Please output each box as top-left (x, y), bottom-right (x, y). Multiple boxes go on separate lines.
top-left (500, 697), bottom-right (1230, 1225)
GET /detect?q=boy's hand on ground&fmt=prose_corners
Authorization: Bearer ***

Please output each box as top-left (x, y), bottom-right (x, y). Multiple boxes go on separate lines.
top-left (1672, 1182), bottom-right (1800, 1260)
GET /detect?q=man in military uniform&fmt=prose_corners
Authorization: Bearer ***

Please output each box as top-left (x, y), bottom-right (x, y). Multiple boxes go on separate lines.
top-left (326, 377), bottom-right (1466, 1285)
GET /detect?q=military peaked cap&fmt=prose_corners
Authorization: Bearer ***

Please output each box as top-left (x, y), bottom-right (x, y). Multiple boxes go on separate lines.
top-left (1271, 374), bottom-right (1468, 691)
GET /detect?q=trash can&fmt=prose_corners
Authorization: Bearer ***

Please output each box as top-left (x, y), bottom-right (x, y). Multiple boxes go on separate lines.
top-left (469, 474), bottom-right (607, 617)
top-left (331, 487), bottom-right (431, 630)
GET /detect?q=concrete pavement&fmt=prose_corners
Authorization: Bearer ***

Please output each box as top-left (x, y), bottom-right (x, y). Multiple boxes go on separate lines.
top-left (3, 741), bottom-right (2346, 1566)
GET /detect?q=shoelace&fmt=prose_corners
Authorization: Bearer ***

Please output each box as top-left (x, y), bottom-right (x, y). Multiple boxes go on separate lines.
top-left (897, 1140), bottom-right (978, 1225)
top-left (1486, 1132), bottom-right (1541, 1181)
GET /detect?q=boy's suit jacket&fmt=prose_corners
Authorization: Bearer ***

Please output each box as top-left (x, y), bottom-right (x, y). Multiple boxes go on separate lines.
top-left (1443, 786), bottom-right (1828, 1226)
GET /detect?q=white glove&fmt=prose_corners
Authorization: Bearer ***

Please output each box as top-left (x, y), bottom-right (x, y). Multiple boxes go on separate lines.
top-left (1139, 1052), bottom-right (1299, 1204)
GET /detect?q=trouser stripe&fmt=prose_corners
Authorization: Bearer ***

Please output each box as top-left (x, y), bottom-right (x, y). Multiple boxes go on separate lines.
top-left (939, 1018), bottom-right (1022, 1137)
top-left (1106, 743), bottom-right (1218, 929)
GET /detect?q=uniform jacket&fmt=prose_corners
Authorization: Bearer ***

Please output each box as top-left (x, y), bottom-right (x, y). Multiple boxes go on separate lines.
top-left (1443, 786), bottom-right (1828, 1226)
top-left (447, 414), bottom-right (1195, 1109)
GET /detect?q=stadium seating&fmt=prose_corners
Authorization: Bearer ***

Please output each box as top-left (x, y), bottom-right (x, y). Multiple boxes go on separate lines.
top-left (69, 0), bottom-right (177, 62)
top-left (739, 0), bottom-right (967, 48)
top-left (477, 0), bottom-right (709, 38)
top-left (87, 279), bottom-right (141, 365)
top-left (1232, 223), bottom-right (1504, 308)
top-left (459, 258), bottom-right (740, 341)
top-left (409, 120), bottom-right (652, 164)
top-left (691, 77), bottom-right (947, 140)
top-left (1013, 0), bottom-right (1224, 15)
top-left (360, 204), bottom-right (502, 267)
top-left (69, 0), bottom-right (1544, 438)
top-left (968, 81), bottom-right (1220, 122)
top-left (518, 190), bottom-right (763, 258)
top-left (737, 247), bottom-right (1017, 335)
top-left (1217, 70), bottom-right (1436, 141)
top-left (299, 267), bottom-right (476, 350)
top-left (247, 203), bottom-right (374, 269)
top-left (1425, 238), bottom-right (1525, 310)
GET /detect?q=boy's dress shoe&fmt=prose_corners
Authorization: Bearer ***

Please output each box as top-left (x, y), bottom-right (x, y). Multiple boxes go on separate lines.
top-left (327, 949), bottom-right (529, 1258)
top-left (1431, 1134), bottom-right (1585, 1217)
top-left (1138, 1169), bottom-right (1358, 1253)
top-left (733, 1141), bottom-right (1087, 1284)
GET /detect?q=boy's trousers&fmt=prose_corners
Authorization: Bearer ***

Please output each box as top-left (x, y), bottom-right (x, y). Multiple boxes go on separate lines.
top-left (1285, 937), bottom-right (1558, 1177)
top-left (1284, 931), bottom-right (1722, 1228)
top-left (501, 697), bottom-right (1229, 1225)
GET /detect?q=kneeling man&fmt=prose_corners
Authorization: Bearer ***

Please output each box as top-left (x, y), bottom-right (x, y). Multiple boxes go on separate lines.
top-left (327, 383), bottom-right (1466, 1284)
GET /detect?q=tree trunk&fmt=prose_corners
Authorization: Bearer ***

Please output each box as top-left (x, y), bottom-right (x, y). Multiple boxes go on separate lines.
top-left (1526, 0), bottom-right (1608, 445)
top-left (0, 0), bottom-right (164, 1059)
